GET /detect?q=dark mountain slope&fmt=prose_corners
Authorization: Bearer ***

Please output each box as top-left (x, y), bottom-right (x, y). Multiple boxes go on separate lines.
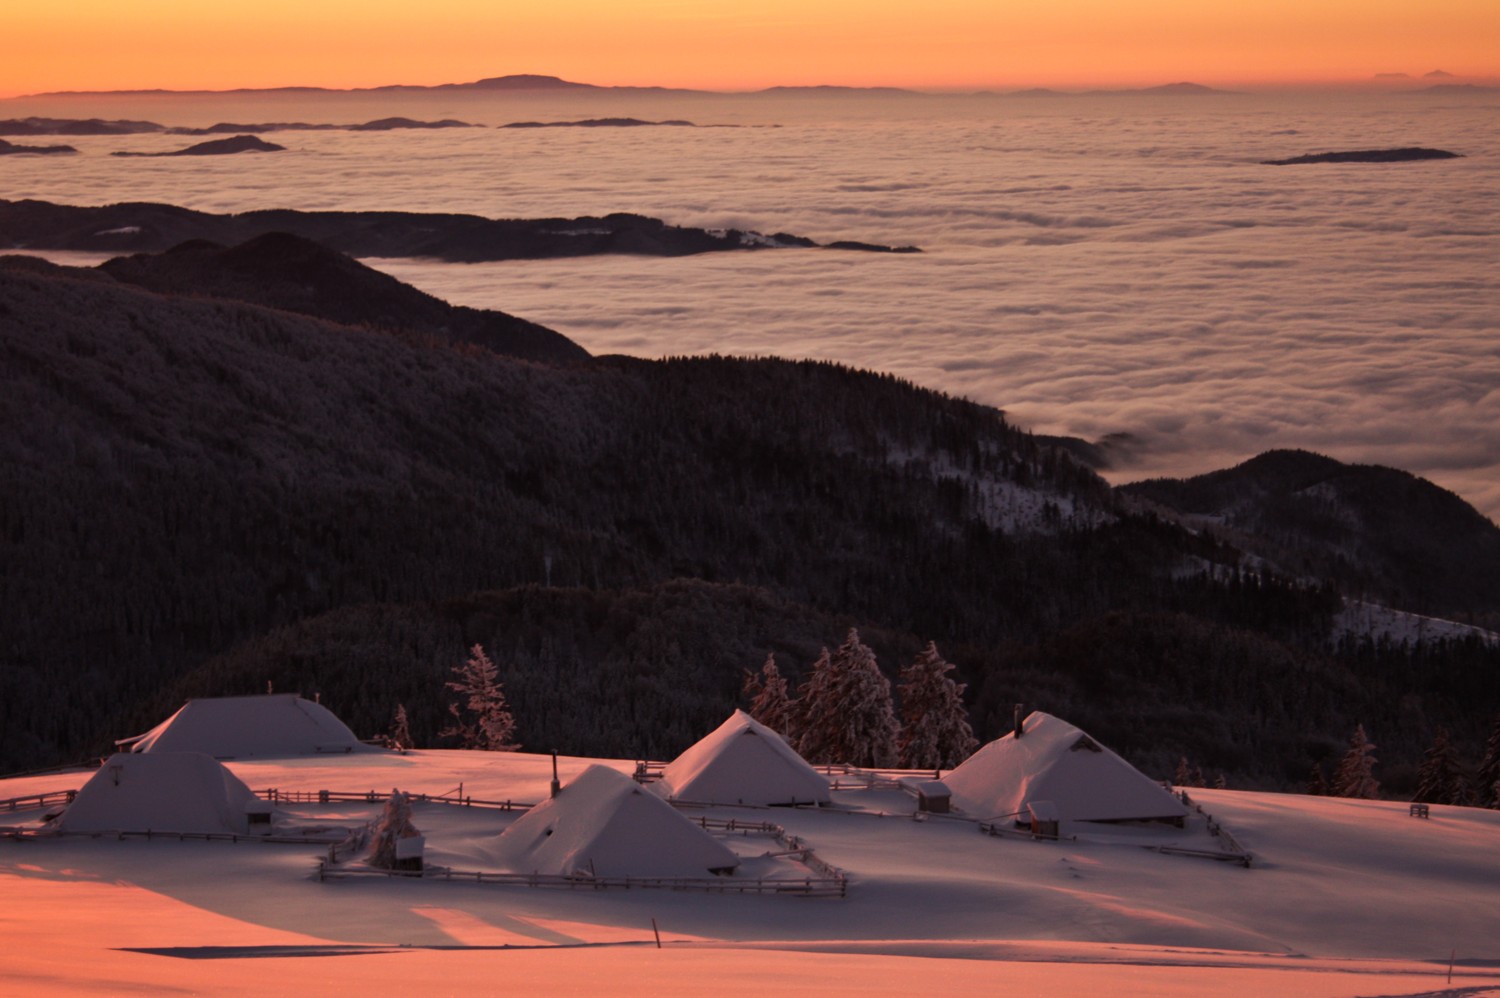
top-left (0, 258), bottom-right (1123, 769)
top-left (99, 234), bottom-right (588, 363)
top-left (1123, 450), bottom-right (1500, 623)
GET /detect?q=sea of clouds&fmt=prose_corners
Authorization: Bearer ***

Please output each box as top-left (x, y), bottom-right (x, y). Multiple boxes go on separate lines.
top-left (6, 90), bottom-right (1496, 515)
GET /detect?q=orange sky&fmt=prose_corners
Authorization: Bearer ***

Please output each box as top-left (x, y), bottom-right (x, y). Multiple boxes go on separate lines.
top-left (5, 0), bottom-right (1497, 97)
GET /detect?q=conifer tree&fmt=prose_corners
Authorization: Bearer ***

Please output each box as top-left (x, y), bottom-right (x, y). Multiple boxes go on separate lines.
top-left (1476, 714), bottom-right (1500, 809)
top-left (896, 641), bottom-right (977, 770)
top-left (1412, 727), bottom-right (1468, 805)
top-left (796, 629), bottom-right (898, 767)
top-left (440, 644), bottom-right (519, 751)
top-left (1173, 756), bottom-right (1193, 788)
top-left (1331, 724), bottom-right (1380, 799)
top-left (389, 702), bottom-right (413, 751)
top-left (1306, 764), bottom-right (1328, 796)
top-left (744, 653), bottom-right (796, 740)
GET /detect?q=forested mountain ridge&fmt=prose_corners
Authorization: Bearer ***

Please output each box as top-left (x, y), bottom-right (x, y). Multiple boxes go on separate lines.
top-left (0, 254), bottom-right (1111, 769)
top-left (2, 249), bottom-right (1496, 789)
top-left (1123, 450), bottom-right (1500, 626)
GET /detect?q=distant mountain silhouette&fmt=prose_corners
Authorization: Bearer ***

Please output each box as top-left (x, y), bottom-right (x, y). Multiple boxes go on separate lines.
top-left (0, 117), bottom-right (163, 136)
top-left (1083, 82), bottom-right (1239, 96)
top-left (98, 233), bottom-right (589, 363)
top-left (1262, 147), bottom-right (1461, 165)
top-left (0, 198), bottom-right (920, 261)
top-left (166, 118), bottom-right (478, 135)
top-left (500, 118), bottom-right (699, 128)
top-left (112, 135), bottom-right (286, 157)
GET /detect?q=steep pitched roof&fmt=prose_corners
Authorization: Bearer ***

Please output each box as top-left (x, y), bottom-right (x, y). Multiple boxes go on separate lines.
top-left (657, 710), bottom-right (830, 806)
top-left (57, 752), bottom-right (264, 835)
top-left (119, 694), bottom-right (376, 758)
top-left (942, 711), bottom-right (1188, 824)
top-left (489, 765), bottom-right (739, 878)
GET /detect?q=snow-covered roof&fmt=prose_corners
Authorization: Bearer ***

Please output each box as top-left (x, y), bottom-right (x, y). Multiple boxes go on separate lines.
top-left (119, 694), bottom-right (377, 758)
top-left (942, 711), bottom-right (1189, 824)
top-left (655, 710), bottom-right (831, 806)
top-left (57, 752), bottom-right (263, 835)
top-left (489, 764), bottom-right (740, 878)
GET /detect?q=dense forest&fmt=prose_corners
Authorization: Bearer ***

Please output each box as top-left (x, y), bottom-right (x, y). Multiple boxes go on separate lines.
top-left (2, 246), bottom-right (1497, 791)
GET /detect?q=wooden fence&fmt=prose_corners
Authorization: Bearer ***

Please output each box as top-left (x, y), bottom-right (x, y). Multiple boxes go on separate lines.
top-left (0, 789), bottom-right (77, 812)
top-left (317, 862), bottom-right (847, 897)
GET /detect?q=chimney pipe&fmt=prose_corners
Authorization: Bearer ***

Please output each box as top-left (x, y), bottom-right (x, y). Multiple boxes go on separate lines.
top-left (550, 749), bottom-right (561, 799)
top-left (1014, 703), bottom-right (1026, 738)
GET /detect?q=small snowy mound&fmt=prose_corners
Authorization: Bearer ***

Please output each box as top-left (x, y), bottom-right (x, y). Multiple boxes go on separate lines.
top-left (119, 694), bottom-right (377, 758)
top-left (944, 711), bottom-right (1188, 825)
top-left (655, 709), bottom-right (830, 806)
top-left (57, 752), bottom-right (265, 835)
top-left (490, 765), bottom-right (739, 879)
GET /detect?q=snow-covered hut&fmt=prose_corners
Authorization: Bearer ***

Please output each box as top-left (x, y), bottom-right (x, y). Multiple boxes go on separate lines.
top-left (490, 765), bottom-right (739, 879)
top-left (56, 752), bottom-right (267, 836)
top-left (654, 710), bottom-right (831, 806)
top-left (117, 694), bottom-right (376, 759)
top-left (942, 711), bottom-right (1188, 826)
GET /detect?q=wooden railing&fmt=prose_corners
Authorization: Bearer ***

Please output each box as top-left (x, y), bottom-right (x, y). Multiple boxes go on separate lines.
top-left (317, 862), bottom-right (847, 897)
top-left (0, 789), bottom-right (77, 812)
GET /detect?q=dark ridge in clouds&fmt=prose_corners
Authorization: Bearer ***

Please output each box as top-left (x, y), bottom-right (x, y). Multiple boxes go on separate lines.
top-left (0, 198), bottom-right (919, 261)
top-left (0, 137), bottom-right (76, 155)
top-left (500, 118), bottom-right (727, 129)
top-left (167, 118), bottom-right (480, 135)
top-left (1263, 147), bottom-right (1462, 165)
top-left (111, 135), bottom-right (285, 157)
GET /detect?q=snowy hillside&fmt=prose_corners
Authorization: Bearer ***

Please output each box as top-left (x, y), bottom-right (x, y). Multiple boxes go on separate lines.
top-left (4, 749), bottom-right (1499, 995)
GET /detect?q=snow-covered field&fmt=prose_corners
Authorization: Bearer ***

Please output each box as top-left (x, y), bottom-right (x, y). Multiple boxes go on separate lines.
top-left (4, 749), bottom-right (1499, 996)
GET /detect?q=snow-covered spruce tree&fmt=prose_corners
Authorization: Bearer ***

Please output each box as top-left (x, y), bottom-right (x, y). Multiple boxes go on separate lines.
top-left (796, 629), bottom-right (898, 768)
top-left (896, 641), bottom-right (977, 770)
top-left (1476, 714), bottom-right (1500, 809)
top-left (389, 703), bottom-right (413, 751)
top-left (1331, 724), bottom-right (1380, 799)
top-left (744, 653), bottom-right (796, 740)
top-left (1306, 763), bottom-right (1328, 796)
top-left (440, 644), bottom-right (519, 751)
top-left (1412, 728), bottom-right (1469, 805)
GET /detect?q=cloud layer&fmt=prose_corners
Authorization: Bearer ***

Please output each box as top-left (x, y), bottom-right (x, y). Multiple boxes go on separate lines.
top-left (9, 92), bottom-right (1497, 516)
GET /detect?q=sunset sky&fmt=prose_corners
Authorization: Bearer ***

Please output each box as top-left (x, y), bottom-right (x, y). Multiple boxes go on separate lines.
top-left (6, 0), bottom-right (1497, 97)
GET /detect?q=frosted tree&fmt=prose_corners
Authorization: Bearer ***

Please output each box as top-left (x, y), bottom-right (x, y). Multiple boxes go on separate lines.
top-left (895, 641), bottom-right (977, 770)
top-left (1476, 714), bottom-right (1500, 809)
top-left (367, 789), bottom-right (422, 871)
top-left (744, 653), bottom-right (796, 740)
top-left (389, 703), bottom-right (413, 752)
top-left (440, 644), bottom-right (519, 751)
top-left (1412, 728), bottom-right (1468, 805)
top-left (796, 629), bottom-right (898, 768)
top-left (1331, 724), bottom-right (1380, 799)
